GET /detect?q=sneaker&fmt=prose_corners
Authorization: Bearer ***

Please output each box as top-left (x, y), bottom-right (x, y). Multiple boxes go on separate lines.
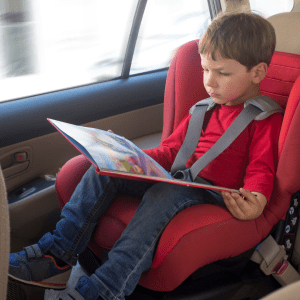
top-left (8, 235), bottom-right (72, 290)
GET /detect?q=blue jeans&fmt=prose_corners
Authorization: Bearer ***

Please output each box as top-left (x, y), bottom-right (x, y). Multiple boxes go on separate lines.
top-left (47, 165), bottom-right (225, 300)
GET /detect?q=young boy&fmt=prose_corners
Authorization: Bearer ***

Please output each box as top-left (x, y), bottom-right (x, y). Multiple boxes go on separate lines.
top-left (8, 12), bottom-right (283, 300)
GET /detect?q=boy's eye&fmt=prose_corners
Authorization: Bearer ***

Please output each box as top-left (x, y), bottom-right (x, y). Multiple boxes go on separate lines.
top-left (218, 71), bottom-right (230, 76)
top-left (201, 69), bottom-right (230, 76)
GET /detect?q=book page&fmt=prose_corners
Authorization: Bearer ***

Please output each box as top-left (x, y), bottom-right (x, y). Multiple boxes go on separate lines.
top-left (48, 119), bottom-right (172, 180)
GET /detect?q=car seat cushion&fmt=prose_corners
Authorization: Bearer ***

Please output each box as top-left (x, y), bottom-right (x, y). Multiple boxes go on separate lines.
top-left (138, 212), bottom-right (259, 291)
top-left (267, 75), bottom-right (300, 226)
top-left (151, 204), bottom-right (259, 269)
top-left (161, 40), bottom-right (209, 144)
top-left (261, 51), bottom-right (300, 109)
top-left (56, 155), bottom-right (92, 210)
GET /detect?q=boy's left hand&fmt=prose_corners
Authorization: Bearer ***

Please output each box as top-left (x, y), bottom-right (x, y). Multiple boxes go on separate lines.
top-left (222, 188), bottom-right (267, 221)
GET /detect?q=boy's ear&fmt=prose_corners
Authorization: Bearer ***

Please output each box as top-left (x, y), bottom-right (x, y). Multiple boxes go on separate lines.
top-left (251, 62), bottom-right (268, 84)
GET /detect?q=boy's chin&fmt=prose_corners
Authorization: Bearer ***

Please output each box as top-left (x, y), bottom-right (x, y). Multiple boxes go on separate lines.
top-left (210, 96), bottom-right (227, 105)
top-left (211, 96), bottom-right (245, 106)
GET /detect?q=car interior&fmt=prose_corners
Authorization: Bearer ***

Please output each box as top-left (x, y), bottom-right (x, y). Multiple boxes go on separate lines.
top-left (1, 0), bottom-right (300, 300)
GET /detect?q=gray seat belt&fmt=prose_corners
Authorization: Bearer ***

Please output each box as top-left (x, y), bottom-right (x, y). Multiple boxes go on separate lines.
top-left (170, 99), bottom-right (211, 177)
top-left (251, 235), bottom-right (300, 286)
top-left (171, 98), bottom-right (263, 182)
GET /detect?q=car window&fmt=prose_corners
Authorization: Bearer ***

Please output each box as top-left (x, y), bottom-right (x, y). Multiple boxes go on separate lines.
top-left (0, 0), bottom-right (211, 103)
top-left (130, 0), bottom-right (211, 75)
top-left (0, 0), bottom-right (138, 103)
top-left (249, 0), bottom-right (294, 18)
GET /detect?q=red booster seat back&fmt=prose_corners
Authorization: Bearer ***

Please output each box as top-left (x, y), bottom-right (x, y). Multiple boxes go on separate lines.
top-left (55, 40), bottom-right (300, 291)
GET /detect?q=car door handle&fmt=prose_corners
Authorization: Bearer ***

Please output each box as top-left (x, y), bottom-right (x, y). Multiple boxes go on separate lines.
top-left (0, 146), bottom-right (32, 179)
top-left (2, 161), bottom-right (30, 178)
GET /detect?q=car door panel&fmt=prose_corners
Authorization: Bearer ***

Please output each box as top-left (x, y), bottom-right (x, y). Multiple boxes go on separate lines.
top-left (2, 101), bottom-right (164, 193)
top-left (9, 185), bottom-right (61, 253)
top-left (2, 71), bottom-right (166, 252)
top-left (0, 71), bottom-right (167, 148)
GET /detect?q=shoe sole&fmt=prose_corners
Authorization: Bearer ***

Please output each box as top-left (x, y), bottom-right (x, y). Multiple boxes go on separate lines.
top-left (8, 267), bottom-right (72, 289)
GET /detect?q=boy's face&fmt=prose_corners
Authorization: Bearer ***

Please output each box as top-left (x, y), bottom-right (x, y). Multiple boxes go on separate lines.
top-left (200, 52), bottom-right (261, 106)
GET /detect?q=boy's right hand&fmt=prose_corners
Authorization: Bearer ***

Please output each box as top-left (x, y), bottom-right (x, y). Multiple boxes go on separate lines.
top-left (108, 129), bottom-right (114, 133)
top-left (222, 188), bottom-right (267, 221)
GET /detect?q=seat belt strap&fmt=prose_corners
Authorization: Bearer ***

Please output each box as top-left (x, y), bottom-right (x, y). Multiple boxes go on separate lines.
top-left (251, 235), bottom-right (300, 286)
top-left (171, 101), bottom-right (262, 181)
top-left (171, 95), bottom-right (283, 182)
top-left (251, 235), bottom-right (286, 273)
top-left (170, 102), bottom-right (208, 175)
top-left (189, 104), bottom-right (262, 181)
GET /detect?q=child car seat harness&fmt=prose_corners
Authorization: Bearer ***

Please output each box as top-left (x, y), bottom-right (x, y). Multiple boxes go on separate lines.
top-left (170, 95), bottom-right (283, 185)
top-left (171, 96), bottom-right (300, 286)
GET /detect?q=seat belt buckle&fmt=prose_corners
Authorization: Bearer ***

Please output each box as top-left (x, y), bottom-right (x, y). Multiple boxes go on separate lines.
top-left (272, 260), bottom-right (300, 286)
top-left (172, 168), bottom-right (193, 182)
top-left (260, 245), bottom-right (286, 275)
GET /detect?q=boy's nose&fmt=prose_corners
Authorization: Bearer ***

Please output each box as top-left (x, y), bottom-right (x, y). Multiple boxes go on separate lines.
top-left (205, 73), bottom-right (218, 88)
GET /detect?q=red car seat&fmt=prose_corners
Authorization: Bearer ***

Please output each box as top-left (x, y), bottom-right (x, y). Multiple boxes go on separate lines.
top-left (55, 40), bottom-right (300, 292)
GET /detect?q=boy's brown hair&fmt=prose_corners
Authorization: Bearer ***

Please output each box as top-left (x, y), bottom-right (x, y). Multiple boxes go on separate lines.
top-left (198, 12), bottom-right (276, 71)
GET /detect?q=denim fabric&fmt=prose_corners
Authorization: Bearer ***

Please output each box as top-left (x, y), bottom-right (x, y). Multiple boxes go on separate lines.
top-left (45, 165), bottom-right (225, 300)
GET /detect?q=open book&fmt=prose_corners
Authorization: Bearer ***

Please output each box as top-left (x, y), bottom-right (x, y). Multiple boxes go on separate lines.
top-left (48, 119), bottom-right (240, 194)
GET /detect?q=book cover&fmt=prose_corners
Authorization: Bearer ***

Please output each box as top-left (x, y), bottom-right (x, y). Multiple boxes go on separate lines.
top-left (48, 119), bottom-right (240, 194)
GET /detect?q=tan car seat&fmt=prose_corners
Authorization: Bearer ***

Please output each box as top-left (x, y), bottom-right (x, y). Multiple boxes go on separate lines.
top-left (0, 166), bottom-right (10, 299)
top-left (268, 12), bottom-right (300, 55)
top-left (261, 280), bottom-right (300, 300)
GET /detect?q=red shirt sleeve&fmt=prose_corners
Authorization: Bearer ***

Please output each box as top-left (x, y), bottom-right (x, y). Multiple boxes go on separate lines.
top-left (143, 114), bottom-right (191, 172)
top-left (243, 113), bottom-right (283, 201)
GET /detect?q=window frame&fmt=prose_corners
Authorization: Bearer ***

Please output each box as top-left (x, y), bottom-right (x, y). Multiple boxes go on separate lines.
top-left (121, 0), bottom-right (147, 78)
top-left (208, 0), bottom-right (222, 19)
top-left (121, 0), bottom-right (216, 79)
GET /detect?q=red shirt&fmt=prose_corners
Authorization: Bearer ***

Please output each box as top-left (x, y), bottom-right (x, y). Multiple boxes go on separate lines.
top-left (144, 103), bottom-right (283, 201)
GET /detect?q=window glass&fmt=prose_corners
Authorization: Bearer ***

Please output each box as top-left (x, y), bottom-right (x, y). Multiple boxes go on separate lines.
top-left (130, 0), bottom-right (211, 75)
top-left (0, 0), bottom-right (137, 102)
top-left (249, 0), bottom-right (294, 18)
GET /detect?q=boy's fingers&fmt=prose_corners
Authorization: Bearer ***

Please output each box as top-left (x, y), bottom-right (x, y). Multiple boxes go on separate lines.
top-left (223, 190), bottom-right (265, 221)
top-left (240, 188), bottom-right (255, 200)
top-left (227, 204), bottom-right (245, 220)
top-left (225, 192), bottom-right (247, 209)
top-left (239, 189), bottom-right (262, 206)
top-left (234, 195), bottom-right (254, 215)
top-left (223, 192), bottom-right (246, 219)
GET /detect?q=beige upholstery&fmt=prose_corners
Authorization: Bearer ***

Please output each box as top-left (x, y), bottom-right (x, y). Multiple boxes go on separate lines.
top-left (293, 0), bottom-right (300, 12)
top-left (268, 12), bottom-right (300, 55)
top-left (221, 2), bottom-right (300, 55)
top-left (221, 0), bottom-right (251, 13)
top-left (0, 166), bottom-right (9, 299)
top-left (261, 280), bottom-right (300, 300)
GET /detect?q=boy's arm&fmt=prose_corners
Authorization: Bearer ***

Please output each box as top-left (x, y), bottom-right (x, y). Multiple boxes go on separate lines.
top-left (222, 189), bottom-right (267, 221)
top-left (223, 113), bottom-right (282, 221)
top-left (242, 113), bottom-right (283, 202)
